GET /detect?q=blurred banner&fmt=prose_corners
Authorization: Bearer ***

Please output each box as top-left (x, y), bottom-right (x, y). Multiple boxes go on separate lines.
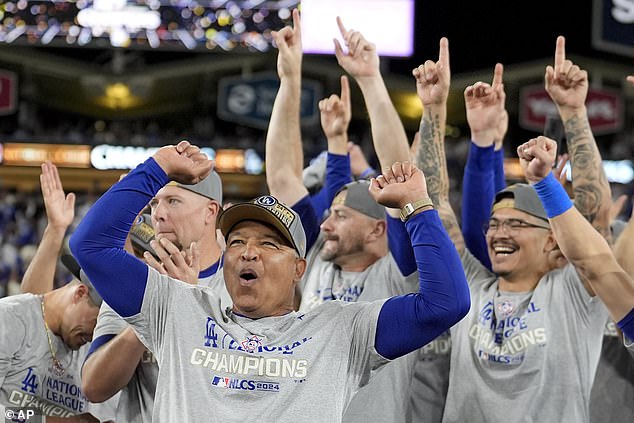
top-left (0, 70), bottom-right (17, 115)
top-left (592, 0), bottom-right (634, 57)
top-left (519, 84), bottom-right (623, 134)
top-left (2, 143), bottom-right (91, 167)
top-left (217, 73), bottom-right (321, 129)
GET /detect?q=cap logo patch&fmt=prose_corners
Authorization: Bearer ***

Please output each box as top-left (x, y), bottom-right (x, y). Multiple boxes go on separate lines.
top-left (255, 196), bottom-right (277, 207)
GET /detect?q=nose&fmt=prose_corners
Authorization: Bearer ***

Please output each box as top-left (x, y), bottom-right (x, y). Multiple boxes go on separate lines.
top-left (240, 242), bottom-right (259, 261)
top-left (320, 213), bottom-right (334, 233)
top-left (151, 201), bottom-right (167, 223)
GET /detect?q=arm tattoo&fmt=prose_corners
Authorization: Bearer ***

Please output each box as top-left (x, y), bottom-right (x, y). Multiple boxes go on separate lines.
top-left (563, 114), bottom-right (611, 240)
top-left (416, 107), bottom-right (465, 253)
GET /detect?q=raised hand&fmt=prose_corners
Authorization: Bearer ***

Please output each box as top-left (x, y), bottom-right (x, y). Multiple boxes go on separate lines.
top-left (627, 75), bottom-right (634, 85)
top-left (333, 16), bottom-right (380, 79)
top-left (369, 161), bottom-right (428, 209)
top-left (412, 37), bottom-right (451, 107)
top-left (465, 63), bottom-right (505, 146)
top-left (545, 36), bottom-right (588, 111)
top-left (153, 140), bottom-right (213, 185)
top-left (517, 136), bottom-right (558, 184)
top-left (319, 75), bottom-right (351, 145)
top-left (145, 237), bottom-right (200, 285)
top-left (40, 161), bottom-right (75, 230)
top-left (271, 8), bottom-right (302, 80)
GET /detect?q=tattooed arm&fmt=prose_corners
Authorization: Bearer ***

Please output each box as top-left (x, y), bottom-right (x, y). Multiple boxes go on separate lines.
top-left (412, 38), bottom-right (465, 254)
top-left (545, 36), bottom-right (612, 241)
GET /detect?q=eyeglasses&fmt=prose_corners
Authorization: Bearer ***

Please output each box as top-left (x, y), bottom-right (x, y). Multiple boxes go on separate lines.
top-left (483, 218), bottom-right (550, 235)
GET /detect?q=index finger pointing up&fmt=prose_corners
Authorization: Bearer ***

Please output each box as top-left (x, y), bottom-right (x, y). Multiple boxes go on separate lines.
top-left (554, 35), bottom-right (566, 69)
top-left (438, 37), bottom-right (449, 68)
top-left (336, 16), bottom-right (348, 38)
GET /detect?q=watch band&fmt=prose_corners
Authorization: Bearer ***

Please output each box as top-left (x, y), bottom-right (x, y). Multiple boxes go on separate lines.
top-left (400, 198), bottom-right (434, 222)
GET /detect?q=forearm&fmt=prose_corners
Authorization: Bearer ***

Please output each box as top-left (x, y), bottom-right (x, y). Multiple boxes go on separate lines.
top-left (357, 76), bottom-right (410, 168)
top-left (493, 148), bottom-right (506, 193)
top-left (560, 106), bottom-right (612, 238)
top-left (70, 158), bottom-right (165, 316)
top-left (386, 215), bottom-right (416, 276)
top-left (266, 77), bottom-right (307, 205)
top-left (614, 216), bottom-right (634, 277)
top-left (82, 329), bottom-right (146, 402)
top-left (375, 210), bottom-right (470, 359)
top-left (536, 174), bottom-right (634, 319)
top-left (461, 143), bottom-right (495, 270)
top-left (20, 224), bottom-right (67, 294)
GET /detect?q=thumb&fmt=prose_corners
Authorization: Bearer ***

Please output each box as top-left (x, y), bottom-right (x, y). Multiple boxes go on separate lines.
top-left (65, 192), bottom-right (76, 211)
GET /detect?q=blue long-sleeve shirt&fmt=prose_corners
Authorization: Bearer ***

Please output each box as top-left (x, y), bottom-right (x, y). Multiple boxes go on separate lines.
top-left (71, 157), bottom-right (470, 359)
top-left (298, 152), bottom-right (352, 252)
top-left (461, 143), bottom-right (496, 270)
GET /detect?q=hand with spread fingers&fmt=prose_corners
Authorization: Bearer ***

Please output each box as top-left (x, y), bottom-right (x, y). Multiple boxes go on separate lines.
top-left (517, 136), bottom-right (558, 184)
top-left (40, 160), bottom-right (76, 231)
top-left (145, 237), bottom-right (200, 285)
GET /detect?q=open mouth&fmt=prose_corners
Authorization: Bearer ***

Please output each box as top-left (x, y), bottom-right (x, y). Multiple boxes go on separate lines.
top-left (239, 270), bottom-right (258, 286)
top-left (492, 243), bottom-right (517, 256)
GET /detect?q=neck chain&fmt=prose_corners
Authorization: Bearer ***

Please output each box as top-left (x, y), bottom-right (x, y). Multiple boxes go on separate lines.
top-left (40, 296), bottom-right (65, 377)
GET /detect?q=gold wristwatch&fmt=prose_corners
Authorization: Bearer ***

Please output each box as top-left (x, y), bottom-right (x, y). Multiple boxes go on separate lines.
top-left (399, 198), bottom-right (434, 222)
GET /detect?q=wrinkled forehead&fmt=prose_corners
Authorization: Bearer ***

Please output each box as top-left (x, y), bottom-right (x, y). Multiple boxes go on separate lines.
top-left (153, 185), bottom-right (207, 202)
top-left (228, 220), bottom-right (289, 244)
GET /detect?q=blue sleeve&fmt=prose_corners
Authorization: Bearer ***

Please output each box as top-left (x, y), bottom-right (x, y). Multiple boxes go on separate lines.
top-left (84, 334), bottom-right (115, 361)
top-left (292, 195), bottom-right (320, 253)
top-left (461, 143), bottom-right (495, 270)
top-left (309, 153), bottom-right (352, 222)
top-left (70, 158), bottom-right (168, 317)
top-left (494, 148), bottom-right (506, 193)
top-left (386, 215), bottom-right (416, 276)
top-left (617, 307), bottom-right (634, 341)
top-left (375, 210), bottom-right (470, 360)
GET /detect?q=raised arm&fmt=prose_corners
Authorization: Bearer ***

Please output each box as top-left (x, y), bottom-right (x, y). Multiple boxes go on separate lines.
top-left (518, 136), bottom-right (634, 338)
top-left (21, 161), bottom-right (75, 294)
top-left (545, 36), bottom-right (612, 240)
top-left (334, 17), bottom-right (410, 168)
top-left (70, 141), bottom-right (213, 317)
top-left (309, 75), bottom-right (354, 219)
top-left (265, 9), bottom-right (307, 206)
top-left (412, 38), bottom-right (465, 253)
top-left (369, 161), bottom-right (470, 359)
top-left (461, 64), bottom-right (506, 268)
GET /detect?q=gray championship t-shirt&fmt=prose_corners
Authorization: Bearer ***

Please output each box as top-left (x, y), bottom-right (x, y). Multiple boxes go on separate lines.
top-left (589, 321), bottom-right (634, 422)
top-left (124, 268), bottom-right (390, 423)
top-left (0, 294), bottom-right (116, 421)
top-left (442, 250), bottom-right (608, 423)
top-left (299, 244), bottom-right (419, 423)
top-left (92, 266), bottom-right (230, 423)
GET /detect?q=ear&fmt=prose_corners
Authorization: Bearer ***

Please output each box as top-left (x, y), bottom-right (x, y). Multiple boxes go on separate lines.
top-left (366, 219), bottom-right (387, 242)
top-left (73, 283), bottom-right (90, 304)
top-left (543, 230), bottom-right (559, 253)
top-left (293, 258), bottom-right (307, 284)
top-left (206, 200), bottom-right (221, 224)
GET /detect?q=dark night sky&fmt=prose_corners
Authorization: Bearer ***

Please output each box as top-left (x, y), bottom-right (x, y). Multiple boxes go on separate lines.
top-left (389, 0), bottom-right (632, 77)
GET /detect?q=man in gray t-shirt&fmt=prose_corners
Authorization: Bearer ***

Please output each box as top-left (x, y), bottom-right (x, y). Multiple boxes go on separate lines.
top-left (0, 286), bottom-right (116, 421)
top-left (69, 138), bottom-right (470, 422)
top-left (83, 170), bottom-right (227, 423)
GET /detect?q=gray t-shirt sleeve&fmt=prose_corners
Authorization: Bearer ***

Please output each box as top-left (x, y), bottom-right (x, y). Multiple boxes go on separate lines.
top-left (343, 300), bottom-right (390, 386)
top-left (93, 302), bottom-right (128, 340)
top-left (0, 306), bottom-right (23, 387)
top-left (625, 335), bottom-right (634, 357)
top-left (559, 264), bottom-right (607, 323)
top-left (123, 268), bottom-right (178, 357)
